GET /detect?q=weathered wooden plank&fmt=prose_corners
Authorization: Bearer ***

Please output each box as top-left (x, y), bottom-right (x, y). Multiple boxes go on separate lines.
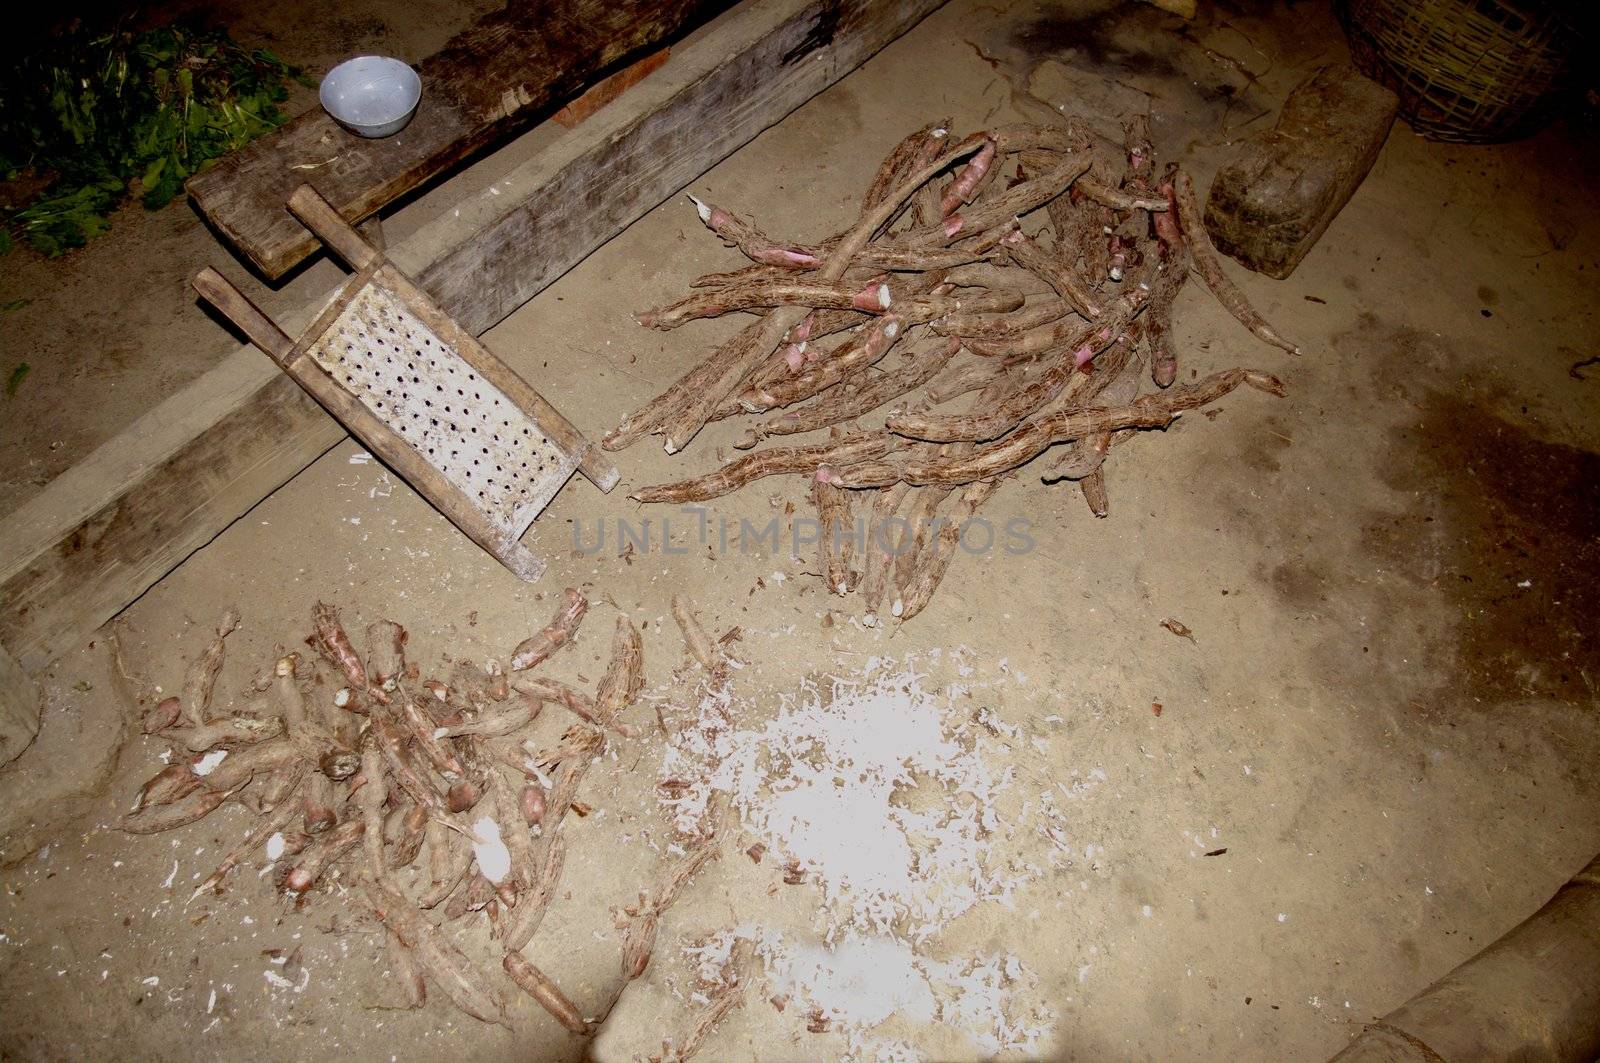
top-left (187, 0), bottom-right (723, 279)
top-left (0, 0), bottom-right (945, 678)
top-left (0, 376), bottom-right (343, 676)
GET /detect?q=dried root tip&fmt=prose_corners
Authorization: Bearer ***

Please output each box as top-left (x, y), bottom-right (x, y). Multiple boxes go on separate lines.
top-left (1151, 351), bottom-right (1177, 389)
top-left (1172, 169), bottom-right (1301, 356)
top-left (687, 196), bottom-right (821, 269)
top-left (177, 607), bottom-right (241, 729)
top-left (143, 696), bottom-right (182, 734)
top-left (1245, 371), bottom-right (1287, 397)
top-left (503, 952), bottom-right (591, 1034)
top-left (312, 601), bottom-right (368, 693)
top-left (596, 615), bottom-right (645, 720)
top-left (385, 929), bottom-right (427, 1009)
top-left (120, 786), bottom-right (230, 834)
top-left (136, 762), bottom-right (201, 811)
top-left (671, 595), bottom-right (718, 672)
top-left (1079, 468), bottom-right (1109, 518)
top-left (509, 588), bottom-right (589, 671)
top-left (520, 784), bottom-right (546, 826)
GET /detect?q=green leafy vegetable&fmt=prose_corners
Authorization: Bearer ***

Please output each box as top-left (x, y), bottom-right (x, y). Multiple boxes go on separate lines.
top-left (0, 21), bottom-right (302, 254)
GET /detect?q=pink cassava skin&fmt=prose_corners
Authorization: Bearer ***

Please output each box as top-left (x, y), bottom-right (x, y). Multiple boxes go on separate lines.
top-left (940, 139), bottom-right (997, 216)
top-left (746, 314), bottom-right (907, 411)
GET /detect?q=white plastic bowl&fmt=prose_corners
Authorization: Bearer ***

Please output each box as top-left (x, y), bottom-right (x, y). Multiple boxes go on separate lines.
top-left (319, 56), bottom-right (422, 138)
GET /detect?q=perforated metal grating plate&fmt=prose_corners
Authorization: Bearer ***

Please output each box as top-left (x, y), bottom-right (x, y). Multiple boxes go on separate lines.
top-left (305, 282), bottom-right (577, 537)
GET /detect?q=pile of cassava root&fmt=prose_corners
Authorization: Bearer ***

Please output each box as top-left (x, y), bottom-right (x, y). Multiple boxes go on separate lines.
top-left (120, 596), bottom-right (744, 1059)
top-left (610, 115), bottom-right (1296, 622)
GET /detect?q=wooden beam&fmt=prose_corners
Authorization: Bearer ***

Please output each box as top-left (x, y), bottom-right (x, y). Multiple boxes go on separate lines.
top-left (0, 0), bottom-right (945, 679)
top-left (186, 0), bottom-right (724, 279)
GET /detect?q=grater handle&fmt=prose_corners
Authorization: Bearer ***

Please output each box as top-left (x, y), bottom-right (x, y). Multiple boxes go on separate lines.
top-left (286, 185), bottom-right (381, 272)
top-left (192, 267), bottom-right (297, 366)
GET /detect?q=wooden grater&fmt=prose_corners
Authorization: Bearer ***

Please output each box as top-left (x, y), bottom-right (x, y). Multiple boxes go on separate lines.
top-left (193, 184), bottom-right (617, 581)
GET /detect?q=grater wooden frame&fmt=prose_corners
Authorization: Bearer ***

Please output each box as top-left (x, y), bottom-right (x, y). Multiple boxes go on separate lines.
top-left (192, 184), bottom-right (618, 582)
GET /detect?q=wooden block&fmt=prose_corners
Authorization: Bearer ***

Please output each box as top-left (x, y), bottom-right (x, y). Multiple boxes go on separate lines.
top-left (1203, 64), bottom-right (1398, 279)
top-left (186, 0), bottom-right (721, 279)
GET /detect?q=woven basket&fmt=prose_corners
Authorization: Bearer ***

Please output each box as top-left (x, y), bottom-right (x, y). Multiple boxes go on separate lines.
top-left (1339, 0), bottom-right (1573, 143)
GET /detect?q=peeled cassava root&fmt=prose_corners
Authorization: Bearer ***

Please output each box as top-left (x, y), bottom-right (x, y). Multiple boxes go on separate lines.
top-left (120, 597), bottom-right (723, 1043)
top-left (616, 115), bottom-right (1294, 623)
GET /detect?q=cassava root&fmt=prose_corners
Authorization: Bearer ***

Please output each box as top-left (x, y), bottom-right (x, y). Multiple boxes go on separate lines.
top-left (620, 117), bottom-right (1292, 622)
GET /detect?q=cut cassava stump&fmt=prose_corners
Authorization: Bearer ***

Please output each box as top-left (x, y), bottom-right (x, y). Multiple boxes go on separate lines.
top-left (1203, 64), bottom-right (1398, 279)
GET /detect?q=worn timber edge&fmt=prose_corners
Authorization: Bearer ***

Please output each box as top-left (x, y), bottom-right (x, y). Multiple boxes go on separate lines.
top-left (0, 643), bottom-right (41, 768)
top-left (0, 0), bottom-right (946, 679)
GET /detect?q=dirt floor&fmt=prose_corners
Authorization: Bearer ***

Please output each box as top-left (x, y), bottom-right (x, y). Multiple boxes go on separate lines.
top-left (3, 0), bottom-right (1599, 1060)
